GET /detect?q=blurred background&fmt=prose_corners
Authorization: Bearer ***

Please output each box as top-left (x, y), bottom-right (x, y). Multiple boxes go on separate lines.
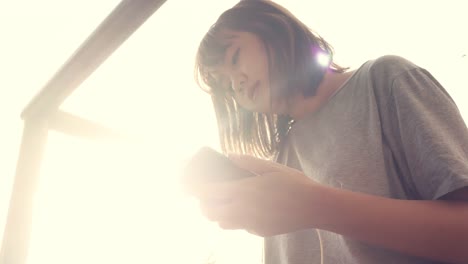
top-left (0, 0), bottom-right (466, 263)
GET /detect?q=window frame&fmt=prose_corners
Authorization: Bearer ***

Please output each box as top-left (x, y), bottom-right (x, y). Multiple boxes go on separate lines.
top-left (0, 1), bottom-right (167, 263)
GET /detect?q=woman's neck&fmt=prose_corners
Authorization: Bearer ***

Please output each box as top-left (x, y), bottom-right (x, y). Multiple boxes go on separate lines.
top-left (288, 69), bottom-right (355, 120)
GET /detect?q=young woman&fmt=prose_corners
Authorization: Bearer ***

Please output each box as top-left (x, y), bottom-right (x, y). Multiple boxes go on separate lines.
top-left (191, 1), bottom-right (468, 263)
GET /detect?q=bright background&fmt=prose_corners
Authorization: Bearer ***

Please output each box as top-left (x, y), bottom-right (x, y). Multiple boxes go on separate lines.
top-left (0, 0), bottom-right (467, 263)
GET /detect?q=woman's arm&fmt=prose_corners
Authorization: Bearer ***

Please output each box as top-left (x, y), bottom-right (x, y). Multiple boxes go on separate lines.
top-left (311, 184), bottom-right (468, 264)
top-left (194, 155), bottom-right (468, 263)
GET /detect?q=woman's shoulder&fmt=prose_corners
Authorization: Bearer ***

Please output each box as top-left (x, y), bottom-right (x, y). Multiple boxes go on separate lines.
top-left (343, 55), bottom-right (425, 101)
top-left (366, 55), bottom-right (421, 79)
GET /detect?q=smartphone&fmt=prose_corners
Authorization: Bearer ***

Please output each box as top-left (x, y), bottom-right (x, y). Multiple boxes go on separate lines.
top-left (183, 147), bottom-right (256, 185)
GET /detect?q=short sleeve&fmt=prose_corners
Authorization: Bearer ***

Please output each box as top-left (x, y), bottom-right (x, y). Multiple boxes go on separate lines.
top-left (383, 66), bottom-right (468, 200)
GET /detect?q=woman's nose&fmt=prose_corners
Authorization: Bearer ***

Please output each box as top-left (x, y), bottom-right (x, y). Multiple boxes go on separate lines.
top-left (232, 73), bottom-right (247, 93)
top-left (231, 80), bottom-right (245, 95)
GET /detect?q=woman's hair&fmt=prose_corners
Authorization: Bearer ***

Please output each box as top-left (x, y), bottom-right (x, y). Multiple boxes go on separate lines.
top-left (195, 0), bottom-right (347, 159)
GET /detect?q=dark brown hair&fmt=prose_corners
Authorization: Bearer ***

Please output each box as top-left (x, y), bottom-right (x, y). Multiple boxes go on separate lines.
top-left (195, 0), bottom-right (347, 158)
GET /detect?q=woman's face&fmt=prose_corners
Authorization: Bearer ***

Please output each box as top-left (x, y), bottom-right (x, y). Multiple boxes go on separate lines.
top-left (218, 31), bottom-right (281, 114)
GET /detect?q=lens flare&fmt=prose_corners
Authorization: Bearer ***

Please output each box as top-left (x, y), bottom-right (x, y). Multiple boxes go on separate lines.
top-left (317, 52), bottom-right (330, 67)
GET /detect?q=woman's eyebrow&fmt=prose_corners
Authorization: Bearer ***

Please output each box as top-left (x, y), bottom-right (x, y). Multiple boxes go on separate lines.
top-left (223, 32), bottom-right (239, 40)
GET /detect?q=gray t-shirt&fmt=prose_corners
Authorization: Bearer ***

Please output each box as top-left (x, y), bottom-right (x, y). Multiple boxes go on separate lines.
top-left (264, 55), bottom-right (468, 264)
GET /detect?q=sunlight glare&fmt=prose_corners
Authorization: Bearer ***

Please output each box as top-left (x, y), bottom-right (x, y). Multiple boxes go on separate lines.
top-left (5, 1), bottom-right (466, 264)
top-left (317, 52), bottom-right (331, 67)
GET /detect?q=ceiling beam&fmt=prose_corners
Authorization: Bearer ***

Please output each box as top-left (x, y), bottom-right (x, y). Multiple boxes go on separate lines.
top-left (21, 0), bottom-right (168, 120)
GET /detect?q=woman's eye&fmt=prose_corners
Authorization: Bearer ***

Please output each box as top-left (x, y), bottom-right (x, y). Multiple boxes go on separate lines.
top-left (231, 48), bottom-right (240, 65)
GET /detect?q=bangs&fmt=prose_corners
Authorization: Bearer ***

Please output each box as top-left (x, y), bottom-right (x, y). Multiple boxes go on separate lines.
top-left (195, 28), bottom-right (236, 95)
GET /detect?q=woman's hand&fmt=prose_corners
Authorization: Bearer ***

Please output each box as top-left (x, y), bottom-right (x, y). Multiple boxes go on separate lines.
top-left (191, 154), bottom-right (323, 237)
top-left (189, 155), bottom-right (468, 263)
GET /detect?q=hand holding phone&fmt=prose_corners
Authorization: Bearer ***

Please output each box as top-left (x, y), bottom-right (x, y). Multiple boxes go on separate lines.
top-left (182, 147), bottom-right (255, 188)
